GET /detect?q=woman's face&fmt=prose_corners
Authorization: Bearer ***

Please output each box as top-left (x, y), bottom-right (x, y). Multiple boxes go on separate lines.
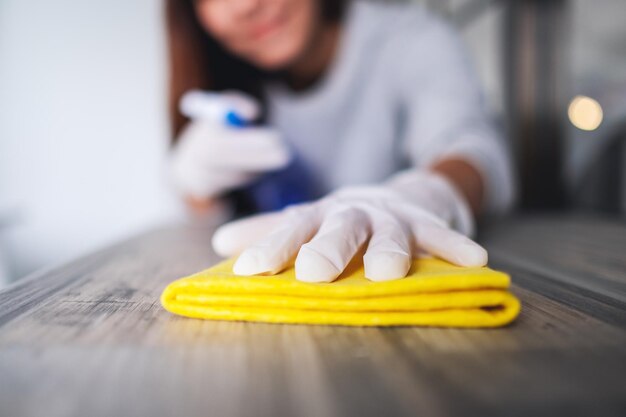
top-left (194, 0), bottom-right (320, 70)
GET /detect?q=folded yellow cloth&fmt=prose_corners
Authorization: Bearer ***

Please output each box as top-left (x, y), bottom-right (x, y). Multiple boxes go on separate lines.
top-left (161, 257), bottom-right (520, 328)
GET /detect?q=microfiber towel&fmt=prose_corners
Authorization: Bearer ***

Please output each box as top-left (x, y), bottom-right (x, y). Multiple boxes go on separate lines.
top-left (161, 257), bottom-right (521, 328)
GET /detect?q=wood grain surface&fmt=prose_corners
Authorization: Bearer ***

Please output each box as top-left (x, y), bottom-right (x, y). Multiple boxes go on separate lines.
top-left (0, 215), bottom-right (625, 417)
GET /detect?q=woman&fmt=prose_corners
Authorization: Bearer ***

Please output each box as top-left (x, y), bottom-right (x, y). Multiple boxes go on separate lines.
top-left (167, 0), bottom-right (515, 282)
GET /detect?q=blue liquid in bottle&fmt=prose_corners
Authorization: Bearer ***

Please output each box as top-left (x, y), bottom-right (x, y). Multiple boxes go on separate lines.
top-left (246, 155), bottom-right (318, 212)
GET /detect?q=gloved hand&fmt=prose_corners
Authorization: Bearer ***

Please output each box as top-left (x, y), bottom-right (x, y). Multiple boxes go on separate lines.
top-left (169, 90), bottom-right (291, 200)
top-left (212, 169), bottom-right (487, 282)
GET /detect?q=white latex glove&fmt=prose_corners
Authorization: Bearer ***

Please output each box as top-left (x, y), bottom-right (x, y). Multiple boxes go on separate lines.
top-left (212, 169), bottom-right (487, 283)
top-left (169, 90), bottom-right (291, 200)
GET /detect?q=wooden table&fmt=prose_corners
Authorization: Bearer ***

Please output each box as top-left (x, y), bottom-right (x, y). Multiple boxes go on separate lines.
top-left (0, 215), bottom-right (625, 417)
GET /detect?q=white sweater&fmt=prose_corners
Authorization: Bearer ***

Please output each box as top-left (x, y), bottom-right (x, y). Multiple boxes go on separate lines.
top-left (265, 1), bottom-right (515, 212)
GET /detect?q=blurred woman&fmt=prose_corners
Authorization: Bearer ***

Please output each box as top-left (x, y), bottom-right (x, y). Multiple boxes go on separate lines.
top-left (166, 0), bottom-right (514, 282)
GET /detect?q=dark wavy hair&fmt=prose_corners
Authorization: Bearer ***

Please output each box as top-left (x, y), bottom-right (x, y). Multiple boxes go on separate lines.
top-left (165, 0), bottom-right (347, 139)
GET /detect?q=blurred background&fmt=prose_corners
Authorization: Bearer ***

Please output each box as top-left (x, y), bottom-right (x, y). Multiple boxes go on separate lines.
top-left (1, 0), bottom-right (625, 285)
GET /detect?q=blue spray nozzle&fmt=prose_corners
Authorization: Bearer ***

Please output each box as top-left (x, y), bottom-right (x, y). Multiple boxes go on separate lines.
top-left (225, 111), bottom-right (247, 127)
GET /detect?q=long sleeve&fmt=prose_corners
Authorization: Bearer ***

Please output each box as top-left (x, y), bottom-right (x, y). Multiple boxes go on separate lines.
top-left (388, 8), bottom-right (516, 213)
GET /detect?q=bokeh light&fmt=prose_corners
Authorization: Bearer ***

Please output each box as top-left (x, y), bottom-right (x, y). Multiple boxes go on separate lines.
top-left (568, 95), bottom-right (603, 131)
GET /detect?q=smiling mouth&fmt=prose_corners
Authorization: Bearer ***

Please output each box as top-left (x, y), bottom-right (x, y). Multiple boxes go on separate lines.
top-left (249, 13), bottom-right (287, 41)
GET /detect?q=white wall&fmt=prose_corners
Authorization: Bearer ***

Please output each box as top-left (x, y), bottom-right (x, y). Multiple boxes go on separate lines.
top-left (0, 0), bottom-right (184, 283)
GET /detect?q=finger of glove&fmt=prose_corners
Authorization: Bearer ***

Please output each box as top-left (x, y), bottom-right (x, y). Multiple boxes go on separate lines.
top-left (232, 206), bottom-right (320, 275)
top-left (413, 221), bottom-right (488, 267)
top-left (363, 213), bottom-right (412, 282)
top-left (210, 131), bottom-right (291, 171)
top-left (178, 122), bottom-right (291, 172)
top-left (210, 128), bottom-right (291, 171)
top-left (212, 211), bottom-right (288, 257)
top-left (171, 159), bottom-right (256, 199)
top-left (295, 207), bottom-right (369, 283)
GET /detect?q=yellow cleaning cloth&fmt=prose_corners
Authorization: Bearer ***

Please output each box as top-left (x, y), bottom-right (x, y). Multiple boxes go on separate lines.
top-left (161, 257), bottom-right (520, 328)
